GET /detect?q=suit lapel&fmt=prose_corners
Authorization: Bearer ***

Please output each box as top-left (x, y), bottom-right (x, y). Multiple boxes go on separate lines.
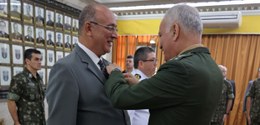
top-left (74, 45), bottom-right (107, 84)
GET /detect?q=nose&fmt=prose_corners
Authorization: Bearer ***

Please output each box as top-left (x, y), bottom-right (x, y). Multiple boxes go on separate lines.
top-left (111, 31), bottom-right (118, 39)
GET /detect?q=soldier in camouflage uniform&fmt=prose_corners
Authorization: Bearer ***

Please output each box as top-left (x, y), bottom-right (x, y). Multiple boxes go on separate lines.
top-left (7, 49), bottom-right (46, 125)
top-left (210, 65), bottom-right (234, 125)
top-left (246, 68), bottom-right (260, 125)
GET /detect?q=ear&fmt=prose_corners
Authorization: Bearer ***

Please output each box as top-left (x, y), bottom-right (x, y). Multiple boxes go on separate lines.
top-left (84, 22), bottom-right (92, 36)
top-left (25, 58), bottom-right (30, 65)
top-left (138, 60), bottom-right (144, 68)
top-left (172, 23), bottom-right (179, 41)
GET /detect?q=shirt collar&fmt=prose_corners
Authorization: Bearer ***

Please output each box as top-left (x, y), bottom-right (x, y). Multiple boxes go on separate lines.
top-left (178, 44), bottom-right (204, 56)
top-left (77, 42), bottom-right (102, 68)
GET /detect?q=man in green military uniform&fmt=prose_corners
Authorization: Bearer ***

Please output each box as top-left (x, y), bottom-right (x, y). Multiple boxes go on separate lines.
top-left (211, 65), bottom-right (234, 125)
top-left (7, 49), bottom-right (46, 125)
top-left (246, 68), bottom-right (260, 125)
top-left (104, 4), bottom-right (223, 125)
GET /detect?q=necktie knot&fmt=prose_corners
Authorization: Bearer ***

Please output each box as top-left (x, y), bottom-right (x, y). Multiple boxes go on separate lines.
top-left (98, 59), bottom-right (105, 71)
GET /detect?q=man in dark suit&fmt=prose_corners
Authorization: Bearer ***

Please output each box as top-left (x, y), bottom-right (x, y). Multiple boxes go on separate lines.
top-left (11, 22), bottom-right (22, 40)
top-left (105, 4), bottom-right (223, 125)
top-left (46, 2), bottom-right (129, 125)
top-left (36, 29), bottom-right (44, 45)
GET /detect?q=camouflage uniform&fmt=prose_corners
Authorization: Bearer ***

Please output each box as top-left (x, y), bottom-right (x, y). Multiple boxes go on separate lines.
top-left (211, 80), bottom-right (234, 125)
top-left (7, 68), bottom-right (46, 125)
top-left (247, 78), bottom-right (260, 125)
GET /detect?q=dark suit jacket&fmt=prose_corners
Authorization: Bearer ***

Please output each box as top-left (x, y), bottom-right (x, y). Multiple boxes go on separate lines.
top-left (105, 47), bottom-right (223, 125)
top-left (46, 45), bottom-right (129, 125)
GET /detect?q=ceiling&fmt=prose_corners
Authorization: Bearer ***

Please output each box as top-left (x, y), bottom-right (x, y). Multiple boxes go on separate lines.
top-left (57, 0), bottom-right (260, 16)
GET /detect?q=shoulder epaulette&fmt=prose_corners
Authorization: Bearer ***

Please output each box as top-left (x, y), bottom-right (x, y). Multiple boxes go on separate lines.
top-left (174, 52), bottom-right (193, 61)
top-left (134, 74), bottom-right (141, 80)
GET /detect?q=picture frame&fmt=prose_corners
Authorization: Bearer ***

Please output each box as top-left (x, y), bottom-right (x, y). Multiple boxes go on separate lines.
top-left (12, 45), bottom-right (23, 64)
top-left (37, 48), bottom-right (45, 66)
top-left (55, 51), bottom-right (63, 62)
top-left (47, 49), bottom-right (54, 66)
top-left (64, 15), bottom-right (71, 31)
top-left (47, 68), bottom-right (51, 84)
top-left (46, 30), bottom-right (54, 47)
top-left (37, 68), bottom-right (46, 85)
top-left (35, 6), bottom-right (44, 26)
top-left (24, 25), bottom-right (34, 43)
top-left (64, 34), bottom-right (71, 49)
top-left (0, 66), bottom-right (11, 86)
top-left (0, 0), bottom-right (8, 17)
top-left (0, 19), bottom-right (9, 40)
top-left (13, 66), bottom-right (23, 76)
top-left (11, 22), bottom-right (22, 42)
top-left (36, 28), bottom-right (45, 46)
top-left (23, 2), bottom-right (33, 24)
top-left (0, 43), bottom-right (10, 64)
top-left (46, 9), bottom-right (54, 28)
top-left (10, 0), bottom-right (21, 20)
top-left (72, 36), bottom-right (78, 48)
top-left (55, 32), bottom-right (63, 48)
top-left (64, 52), bottom-right (70, 57)
top-left (72, 18), bottom-right (78, 34)
top-left (55, 12), bottom-right (63, 29)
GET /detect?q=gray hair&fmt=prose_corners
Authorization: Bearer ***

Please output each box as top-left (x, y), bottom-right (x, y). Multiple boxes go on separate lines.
top-left (164, 4), bottom-right (202, 35)
top-left (78, 2), bottom-right (99, 35)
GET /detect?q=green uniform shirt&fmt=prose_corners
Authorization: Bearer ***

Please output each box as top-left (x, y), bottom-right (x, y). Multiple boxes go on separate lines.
top-left (211, 80), bottom-right (234, 124)
top-left (105, 47), bottom-right (223, 125)
top-left (7, 68), bottom-right (46, 125)
top-left (247, 78), bottom-right (260, 124)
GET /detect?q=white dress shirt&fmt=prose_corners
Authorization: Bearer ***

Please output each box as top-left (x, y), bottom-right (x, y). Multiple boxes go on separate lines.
top-left (128, 69), bottom-right (150, 125)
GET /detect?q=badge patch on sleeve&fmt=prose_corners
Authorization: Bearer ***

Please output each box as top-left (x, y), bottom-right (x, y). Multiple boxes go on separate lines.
top-left (134, 74), bottom-right (141, 80)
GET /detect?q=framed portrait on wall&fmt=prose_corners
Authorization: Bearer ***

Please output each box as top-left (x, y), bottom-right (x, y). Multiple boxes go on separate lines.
top-left (0, 0), bottom-right (8, 17)
top-left (64, 52), bottom-right (70, 57)
top-left (72, 36), bottom-right (78, 48)
top-left (55, 32), bottom-right (63, 48)
top-left (38, 68), bottom-right (46, 85)
top-left (0, 43), bottom-right (10, 64)
top-left (64, 15), bottom-right (71, 31)
top-left (55, 12), bottom-right (63, 29)
top-left (46, 30), bottom-right (54, 47)
top-left (36, 28), bottom-right (45, 46)
top-left (72, 18), bottom-right (78, 34)
top-left (13, 66), bottom-right (23, 76)
top-left (35, 6), bottom-right (44, 26)
top-left (10, 0), bottom-right (21, 20)
top-left (47, 50), bottom-right (54, 66)
top-left (24, 46), bottom-right (34, 51)
top-left (47, 68), bottom-right (51, 84)
top-left (23, 3), bottom-right (33, 24)
top-left (64, 34), bottom-right (71, 49)
top-left (11, 22), bottom-right (22, 41)
top-left (37, 48), bottom-right (45, 66)
top-left (0, 19), bottom-right (9, 40)
top-left (0, 66), bottom-right (11, 86)
top-left (46, 10), bottom-right (54, 28)
top-left (24, 25), bottom-right (34, 43)
top-left (12, 45), bottom-right (23, 64)
top-left (55, 51), bottom-right (63, 62)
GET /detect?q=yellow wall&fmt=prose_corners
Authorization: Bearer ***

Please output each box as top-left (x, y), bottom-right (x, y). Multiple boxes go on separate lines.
top-left (117, 15), bottom-right (260, 35)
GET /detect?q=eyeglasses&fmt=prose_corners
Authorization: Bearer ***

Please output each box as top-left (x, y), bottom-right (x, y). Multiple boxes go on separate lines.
top-left (142, 59), bottom-right (157, 63)
top-left (90, 21), bottom-right (118, 32)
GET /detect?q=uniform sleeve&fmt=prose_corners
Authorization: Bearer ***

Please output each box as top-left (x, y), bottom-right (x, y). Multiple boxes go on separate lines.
top-left (105, 61), bottom-right (188, 109)
top-left (246, 81), bottom-right (256, 98)
top-left (7, 76), bottom-right (24, 101)
top-left (46, 62), bottom-right (79, 125)
top-left (226, 81), bottom-right (234, 99)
